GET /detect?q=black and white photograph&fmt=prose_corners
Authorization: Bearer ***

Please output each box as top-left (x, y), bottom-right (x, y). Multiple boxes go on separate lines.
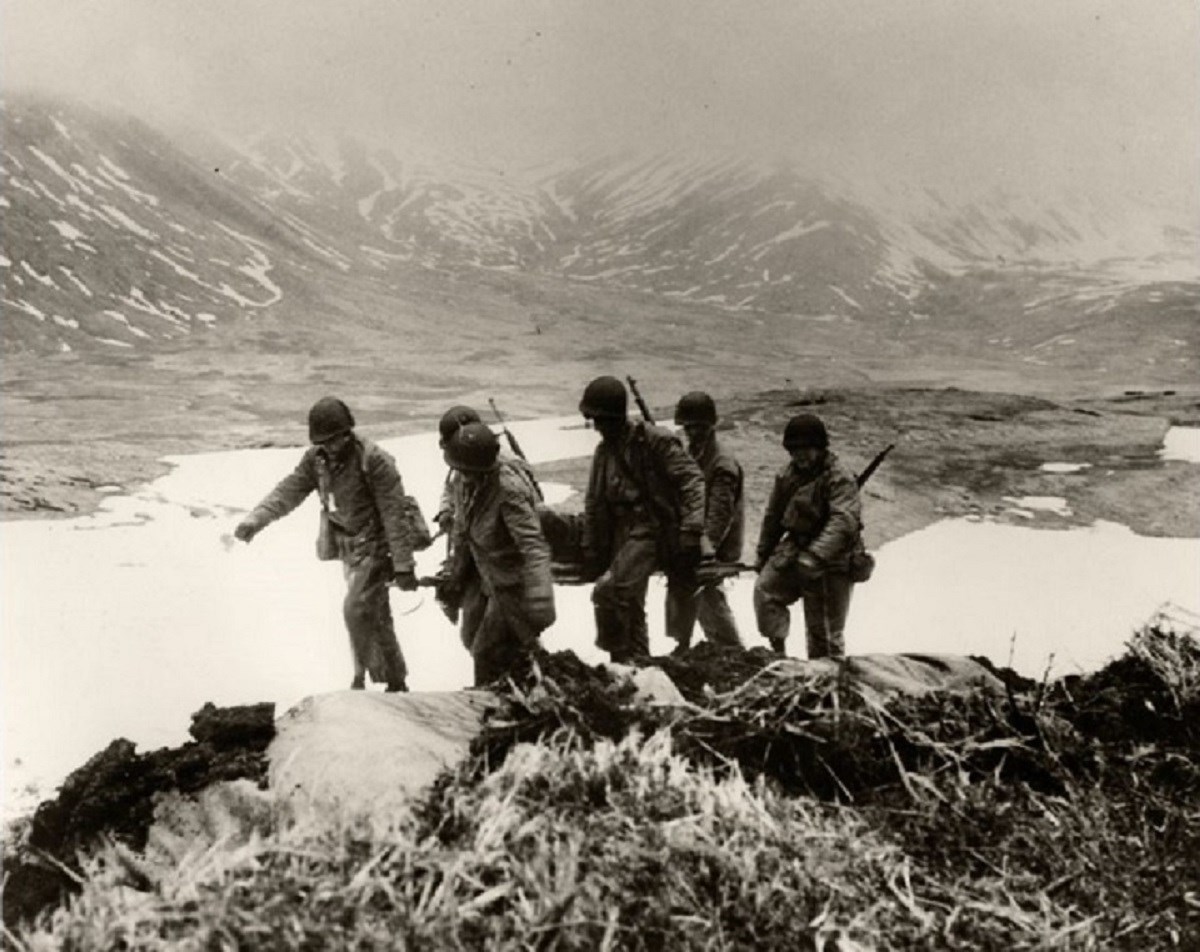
top-left (2, 0), bottom-right (1198, 946)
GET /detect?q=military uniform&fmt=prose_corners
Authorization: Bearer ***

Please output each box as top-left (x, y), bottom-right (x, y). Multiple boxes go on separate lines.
top-left (753, 450), bottom-right (864, 658)
top-left (439, 453), bottom-right (540, 658)
top-left (450, 460), bottom-right (555, 685)
top-left (239, 436), bottom-right (417, 689)
top-left (665, 430), bottom-right (744, 648)
top-left (583, 421), bottom-right (706, 662)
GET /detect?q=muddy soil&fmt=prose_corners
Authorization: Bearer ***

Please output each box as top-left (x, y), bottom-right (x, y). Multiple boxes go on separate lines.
top-left (1, 702), bottom-right (274, 929)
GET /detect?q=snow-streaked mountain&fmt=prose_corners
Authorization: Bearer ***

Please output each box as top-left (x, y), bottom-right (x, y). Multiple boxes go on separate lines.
top-left (0, 96), bottom-right (341, 354)
top-left (218, 131), bottom-right (1198, 316)
top-left (3, 93), bottom-right (1197, 365)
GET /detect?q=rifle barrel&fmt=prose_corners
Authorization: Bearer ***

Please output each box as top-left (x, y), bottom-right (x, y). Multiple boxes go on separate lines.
top-left (488, 397), bottom-right (528, 462)
top-left (856, 443), bottom-right (895, 488)
top-left (626, 375), bottom-right (655, 425)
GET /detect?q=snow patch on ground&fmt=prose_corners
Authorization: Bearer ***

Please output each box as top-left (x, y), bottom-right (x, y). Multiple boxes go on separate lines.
top-left (50, 220), bottom-right (85, 241)
top-left (1161, 427), bottom-right (1200, 463)
top-left (56, 264), bottom-right (91, 297)
top-left (20, 261), bottom-right (58, 288)
top-left (214, 224), bottom-right (284, 306)
top-left (99, 204), bottom-right (156, 240)
top-left (1003, 496), bottom-right (1073, 517)
top-left (10, 300), bottom-right (47, 321)
top-left (28, 146), bottom-right (94, 196)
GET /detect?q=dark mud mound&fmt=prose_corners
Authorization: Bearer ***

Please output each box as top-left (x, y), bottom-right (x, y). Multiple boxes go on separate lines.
top-left (653, 640), bottom-right (781, 702)
top-left (477, 629), bottom-right (1200, 945)
top-left (485, 628), bottom-right (1199, 804)
top-left (2, 702), bottom-right (274, 930)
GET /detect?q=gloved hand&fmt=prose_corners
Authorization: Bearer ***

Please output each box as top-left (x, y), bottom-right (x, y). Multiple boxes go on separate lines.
top-left (794, 550), bottom-right (823, 581)
top-left (526, 585), bottom-right (556, 631)
top-left (392, 567), bottom-right (419, 591)
top-left (233, 520), bottom-right (259, 543)
top-left (753, 555), bottom-right (767, 574)
top-left (579, 548), bottom-right (605, 584)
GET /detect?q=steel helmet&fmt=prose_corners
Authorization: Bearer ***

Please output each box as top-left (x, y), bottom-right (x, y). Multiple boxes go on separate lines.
top-left (308, 396), bottom-right (355, 443)
top-left (674, 391), bottom-right (717, 426)
top-left (782, 413), bottom-right (828, 450)
top-left (438, 405), bottom-right (481, 445)
top-left (444, 421), bottom-right (500, 472)
top-left (579, 376), bottom-right (627, 420)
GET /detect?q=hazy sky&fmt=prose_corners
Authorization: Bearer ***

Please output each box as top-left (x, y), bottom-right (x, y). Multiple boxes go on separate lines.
top-left (4, 0), bottom-right (1197, 201)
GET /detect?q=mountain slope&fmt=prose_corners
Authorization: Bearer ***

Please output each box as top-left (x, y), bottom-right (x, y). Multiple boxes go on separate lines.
top-left (3, 95), bottom-right (1197, 378)
top-left (1, 95), bottom-right (334, 355)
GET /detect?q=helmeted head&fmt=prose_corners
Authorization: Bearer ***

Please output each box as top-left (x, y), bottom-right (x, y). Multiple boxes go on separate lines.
top-left (443, 421), bottom-right (500, 474)
top-left (782, 413), bottom-right (828, 457)
top-left (438, 405), bottom-right (481, 447)
top-left (579, 376), bottom-right (628, 421)
top-left (308, 396), bottom-right (355, 444)
top-left (675, 391), bottom-right (717, 449)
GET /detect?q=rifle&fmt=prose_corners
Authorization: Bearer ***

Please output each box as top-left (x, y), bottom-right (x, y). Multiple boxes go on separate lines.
top-left (626, 375), bottom-right (655, 425)
top-left (488, 397), bottom-right (544, 501)
top-left (856, 443), bottom-right (895, 488)
top-left (694, 561), bottom-right (758, 585)
top-left (488, 397), bottom-right (528, 462)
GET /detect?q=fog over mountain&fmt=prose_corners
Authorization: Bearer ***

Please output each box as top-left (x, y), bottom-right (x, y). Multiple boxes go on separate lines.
top-left (5, 0), bottom-right (1197, 206)
top-left (2, 0), bottom-right (1197, 380)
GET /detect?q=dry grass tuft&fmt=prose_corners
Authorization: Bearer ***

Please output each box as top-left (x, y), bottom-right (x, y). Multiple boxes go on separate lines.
top-left (7, 624), bottom-right (1198, 949)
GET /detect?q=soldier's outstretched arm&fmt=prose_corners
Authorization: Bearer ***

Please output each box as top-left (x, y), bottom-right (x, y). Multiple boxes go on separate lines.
top-left (236, 454), bottom-right (318, 540)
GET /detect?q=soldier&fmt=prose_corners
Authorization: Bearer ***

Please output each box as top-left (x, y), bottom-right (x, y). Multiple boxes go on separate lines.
top-left (666, 391), bottom-right (744, 651)
top-left (753, 413), bottom-right (865, 658)
top-left (432, 405), bottom-right (539, 651)
top-left (443, 422), bottom-right (555, 686)
top-left (579, 375), bottom-right (708, 663)
top-left (234, 396), bottom-right (421, 691)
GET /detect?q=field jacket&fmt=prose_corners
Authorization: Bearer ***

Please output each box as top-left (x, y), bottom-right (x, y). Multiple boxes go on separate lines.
top-left (452, 464), bottom-right (554, 621)
top-left (583, 421), bottom-right (706, 570)
top-left (755, 451), bottom-right (862, 572)
top-left (242, 436), bottom-right (417, 572)
top-left (438, 452), bottom-right (538, 537)
top-left (690, 431), bottom-right (744, 564)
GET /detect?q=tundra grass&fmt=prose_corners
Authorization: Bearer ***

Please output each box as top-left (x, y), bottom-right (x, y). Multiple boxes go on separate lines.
top-left (7, 626), bottom-right (1197, 950)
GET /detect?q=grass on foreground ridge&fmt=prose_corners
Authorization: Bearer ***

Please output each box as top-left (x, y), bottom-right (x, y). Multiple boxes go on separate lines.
top-left (6, 624), bottom-right (1199, 950)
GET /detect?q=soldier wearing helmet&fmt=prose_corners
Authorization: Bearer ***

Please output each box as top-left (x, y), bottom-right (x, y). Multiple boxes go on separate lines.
top-left (753, 412), bottom-right (865, 658)
top-left (442, 422), bottom-right (555, 685)
top-left (579, 375), bottom-right (708, 663)
top-left (666, 391), bottom-right (744, 651)
top-left (234, 396), bottom-right (428, 692)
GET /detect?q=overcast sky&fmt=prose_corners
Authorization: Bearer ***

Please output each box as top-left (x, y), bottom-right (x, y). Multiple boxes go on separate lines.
top-left (3, 0), bottom-right (1197, 202)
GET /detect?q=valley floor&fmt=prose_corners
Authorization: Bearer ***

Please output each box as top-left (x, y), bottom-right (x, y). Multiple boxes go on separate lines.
top-left (4, 365), bottom-right (1197, 547)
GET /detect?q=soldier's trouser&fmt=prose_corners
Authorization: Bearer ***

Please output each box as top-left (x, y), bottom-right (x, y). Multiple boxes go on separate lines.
top-left (753, 560), bottom-right (852, 659)
top-left (592, 525), bottom-right (659, 663)
top-left (665, 576), bottom-right (742, 648)
top-left (473, 585), bottom-right (540, 687)
top-left (342, 549), bottom-right (407, 688)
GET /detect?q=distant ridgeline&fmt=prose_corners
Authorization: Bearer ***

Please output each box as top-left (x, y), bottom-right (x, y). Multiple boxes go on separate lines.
top-left (3, 92), bottom-right (1197, 365)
